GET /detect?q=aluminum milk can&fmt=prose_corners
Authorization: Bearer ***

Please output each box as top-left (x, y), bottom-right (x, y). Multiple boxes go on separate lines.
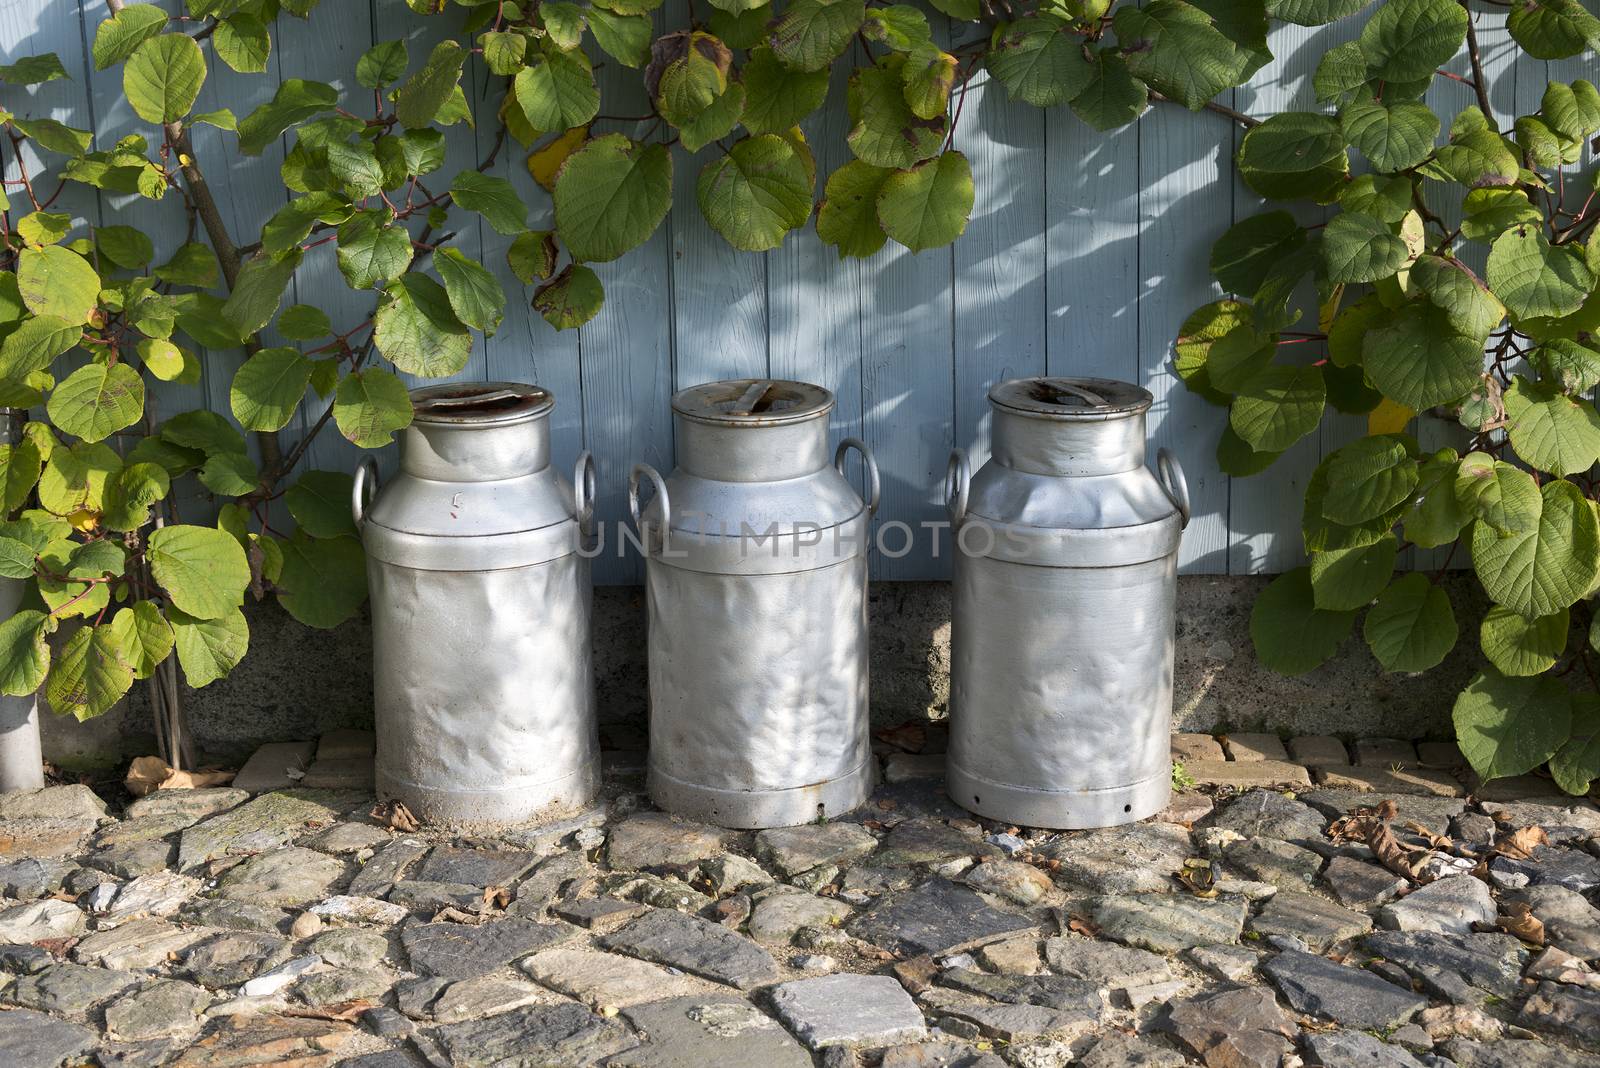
top-left (944, 378), bottom-right (1190, 829)
top-left (354, 382), bottom-right (599, 828)
top-left (630, 379), bottom-right (879, 828)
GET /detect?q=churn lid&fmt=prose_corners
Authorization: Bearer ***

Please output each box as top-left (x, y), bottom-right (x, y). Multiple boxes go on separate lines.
top-left (989, 377), bottom-right (1152, 421)
top-left (671, 379), bottom-right (834, 427)
top-left (410, 382), bottom-right (553, 425)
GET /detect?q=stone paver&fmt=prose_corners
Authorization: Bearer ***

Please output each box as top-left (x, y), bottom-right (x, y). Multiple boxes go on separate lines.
top-left (230, 740), bottom-right (316, 793)
top-left (770, 973), bottom-right (927, 1050)
top-left (1182, 760), bottom-right (1311, 788)
top-left (1, 745), bottom-right (1598, 1068)
top-left (1224, 733), bottom-right (1289, 762)
top-left (1172, 734), bottom-right (1225, 763)
top-left (1287, 735), bottom-right (1349, 767)
top-left (1314, 766), bottom-right (1466, 797)
top-left (1353, 738), bottom-right (1418, 768)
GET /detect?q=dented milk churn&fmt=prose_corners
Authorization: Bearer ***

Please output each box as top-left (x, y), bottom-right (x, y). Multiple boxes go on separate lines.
top-left (629, 379), bottom-right (879, 828)
top-left (353, 383), bottom-right (600, 828)
top-left (944, 378), bottom-right (1190, 829)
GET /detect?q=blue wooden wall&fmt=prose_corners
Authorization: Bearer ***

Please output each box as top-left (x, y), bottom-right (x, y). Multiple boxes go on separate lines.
top-left (0, 4), bottom-right (1583, 582)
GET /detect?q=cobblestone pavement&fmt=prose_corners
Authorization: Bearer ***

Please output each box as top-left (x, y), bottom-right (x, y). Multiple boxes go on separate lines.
top-left (0, 727), bottom-right (1598, 1067)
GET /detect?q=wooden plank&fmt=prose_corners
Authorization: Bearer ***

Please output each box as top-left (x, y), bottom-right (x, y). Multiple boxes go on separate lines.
top-left (579, 35), bottom-right (675, 584)
top-left (1137, 95), bottom-right (1233, 573)
top-left (1227, 27), bottom-right (1324, 576)
top-left (953, 33), bottom-right (1045, 479)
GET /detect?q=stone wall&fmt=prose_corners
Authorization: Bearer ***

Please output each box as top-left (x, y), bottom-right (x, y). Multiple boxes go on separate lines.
top-left (42, 576), bottom-right (1484, 770)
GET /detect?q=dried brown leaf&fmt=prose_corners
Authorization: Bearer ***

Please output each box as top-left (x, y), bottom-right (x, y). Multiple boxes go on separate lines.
top-left (1495, 825), bottom-right (1548, 861)
top-left (370, 799), bottom-right (420, 832)
top-left (1495, 902), bottom-right (1546, 946)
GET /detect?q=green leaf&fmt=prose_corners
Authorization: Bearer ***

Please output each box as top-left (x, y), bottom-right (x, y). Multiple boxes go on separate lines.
top-left (654, 33), bottom-right (731, 126)
top-left (1426, 124), bottom-right (1520, 190)
top-left (1455, 451), bottom-right (1540, 534)
top-left (817, 161), bottom-right (891, 259)
top-left (695, 135), bottom-right (812, 253)
top-left (278, 304), bottom-right (332, 341)
top-left (1174, 299), bottom-right (1250, 405)
top-left (588, 9), bottom-right (652, 67)
top-left (1339, 174), bottom-right (1413, 223)
top-left (513, 45), bottom-right (599, 133)
top-left (0, 440), bottom-right (43, 514)
top-left (100, 461), bottom-right (170, 532)
top-left (533, 264), bottom-right (605, 330)
top-left (1410, 255), bottom-right (1504, 339)
top-left (553, 135), bottom-right (672, 263)
top-left (847, 61), bottom-right (946, 169)
top-left (1403, 450), bottom-right (1470, 549)
top-left (160, 411), bottom-right (246, 459)
top-left (1362, 302), bottom-right (1484, 410)
top-left (124, 34), bottom-right (206, 124)
top-left (542, 3), bottom-right (587, 49)
top-left (1358, 0), bottom-right (1466, 82)
top-left (1206, 325), bottom-right (1276, 394)
top-left (334, 368), bottom-right (413, 449)
top-left (709, 4), bottom-right (773, 48)
top-left (147, 524), bottom-right (251, 621)
top-left (1309, 535), bottom-right (1398, 610)
top-left (1454, 669), bottom-right (1572, 781)
top-left (1070, 49), bottom-right (1148, 131)
top-left (336, 211), bottom-right (413, 290)
top-left (1480, 605), bottom-right (1568, 677)
top-left (95, 225), bottom-right (154, 270)
top-left (450, 172), bottom-right (529, 237)
top-left (508, 230), bottom-right (559, 285)
top-left (1268, 0), bottom-right (1376, 25)
top-left (170, 607), bottom-right (248, 688)
top-left (46, 624), bottom-right (134, 722)
top-left (1211, 211), bottom-right (1305, 296)
top-left (17, 211), bottom-right (71, 247)
top-left (11, 118), bottom-right (91, 158)
top-left (155, 243), bottom-right (219, 288)
top-left (987, 18), bottom-right (1094, 108)
top-left (0, 53), bottom-right (67, 86)
top-left (863, 4), bottom-right (931, 49)
top-left (1230, 364), bottom-right (1326, 451)
top-left (395, 40), bottom-right (465, 129)
top-left (740, 48), bottom-right (830, 134)
top-left (326, 139), bottom-right (386, 198)
top-left (1533, 338), bottom-right (1600, 393)
top-left (769, 0), bottom-right (866, 72)
top-left (1114, 0), bottom-right (1255, 111)
top-left (276, 532), bottom-right (368, 629)
top-left (93, 4), bottom-right (169, 70)
top-left (222, 250), bottom-right (303, 339)
top-left (0, 316), bottom-right (80, 379)
top-left (191, 108), bottom-right (235, 130)
top-left (46, 363), bottom-right (145, 444)
top-left (1320, 436), bottom-right (1418, 525)
top-left (374, 274), bottom-right (472, 378)
top-left (1250, 567), bottom-right (1357, 675)
top-left (480, 30), bottom-right (526, 75)
top-left (38, 442), bottom-right (120, 517)
top-left (230, 347), bottom-right (312, 433)
top-left (677, 84), bottom-right (745, 153)
top-left (107, 601), bottom-right (174, 680)
top-left (356, 40), bottom-right (408, 89)
top-left (0, 536), bottom-right (36, 580)
top-left (1340, 96), bottom-right (1439, 173)
top-left (17, 246), bottom-right (101, 326)
top-left (1551, 695), bottom-right (1600, 795)
top-left (1321, 213), bottom-right (1409, 285)
top-left (1362, 572), bottom-right (1457, 672)
top-left (1472, 479), bottom-right (1600, 619)
top-left (434, 248), bottom-right (506, 335)
top-left (1508, 0), bottom-right (1600, 59)
top-left (1487, 227), bottom-right (1594, 321)
top-left (1236, 111), bottom-right (1349, 202)
top-left (875, 150), bottom-right (973, 254)
top-left (0, 610), bottom-right (48, 696)
top-left (1313, 40), bottom-right (1369, 104)
top-left (902, 45), bottom-right (957, 121)
top-left (1542, 80), bottom-right (1600, 140)
top-left (286, 471), bottom-right (357, 539)
top-left (1503, 376), bottom-right (1600, 476)
top-left (214, 13), bottom-right (271, 74)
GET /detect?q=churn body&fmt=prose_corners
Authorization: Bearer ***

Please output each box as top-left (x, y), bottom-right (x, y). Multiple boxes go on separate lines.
top-left (631, 380), bottom-right (879, 828)
top-left (945, 378), bottom-right (1189, 829)
top-left (356, 383), bottom-right (599, 828)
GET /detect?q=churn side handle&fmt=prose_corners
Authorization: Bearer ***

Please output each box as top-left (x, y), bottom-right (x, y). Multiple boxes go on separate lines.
top-left (573, 450), bottom-right (597, 537)
top-left (352, 457), bottom-right (380, 529)
top-left (628, 463), bottom-right (671, 536)
top-left (945, 449), bottom-right (970, 526)
top-left (833, 437), bottom-right (881, 516)
top-left (1157, 448), bottom-right (1191, 529)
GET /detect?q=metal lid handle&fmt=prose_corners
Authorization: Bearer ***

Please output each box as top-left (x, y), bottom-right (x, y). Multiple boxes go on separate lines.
top-left (1157, 448), bottom-right (1190, 529)
top-left (628, 463), bottom-right (671, 538)
top-left (833, 437), bottom-right (880, 516)
top-left (573, 450), bottom-right (596, 537)
top-left (946, 448), bottom-right (970, 526)
top-left (352, 457), bottom-right (379, 529)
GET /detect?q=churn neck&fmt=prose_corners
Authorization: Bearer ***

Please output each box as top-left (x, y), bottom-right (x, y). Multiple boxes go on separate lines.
top-left (988, 378), bottom-right (1153, 476)
top-left (401, 383), bottom-right (555, 482)
top-left (672, 379), bottom-right (835, 482)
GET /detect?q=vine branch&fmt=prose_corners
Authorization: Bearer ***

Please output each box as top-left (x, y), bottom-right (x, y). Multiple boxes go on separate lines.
top-left (1148, 90), bottom-right (1261, 128)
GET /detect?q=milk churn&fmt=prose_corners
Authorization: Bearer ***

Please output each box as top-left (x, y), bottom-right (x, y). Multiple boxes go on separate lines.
top-left (354, 382), bottom-right (599, 828)
top-left (629, 379), bottom-right (879, 828)
top-left (944, 378), bottom-right (1189, 829)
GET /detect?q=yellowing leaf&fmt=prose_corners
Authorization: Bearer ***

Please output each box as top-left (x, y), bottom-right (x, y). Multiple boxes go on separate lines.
top-left (529, 126), bottom-right (589, 193)
top-left (1368, 397), bottom-right (1415, 436)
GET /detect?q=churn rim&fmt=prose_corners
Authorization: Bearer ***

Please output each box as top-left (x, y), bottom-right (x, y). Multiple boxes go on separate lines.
top-left (671, 378), bottom-right (835, 428)
top-left (989, 377), bottom-right (1153, 421)
top-left (409, 382), bottom-right (554, 427)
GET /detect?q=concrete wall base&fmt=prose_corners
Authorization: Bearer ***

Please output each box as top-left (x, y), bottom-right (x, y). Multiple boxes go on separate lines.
top-left (41, 575), bottom-right (1483, 770)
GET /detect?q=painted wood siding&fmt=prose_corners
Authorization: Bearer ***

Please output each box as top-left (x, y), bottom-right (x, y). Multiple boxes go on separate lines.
top-left (1, 5), bottom-right (1586, 582)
